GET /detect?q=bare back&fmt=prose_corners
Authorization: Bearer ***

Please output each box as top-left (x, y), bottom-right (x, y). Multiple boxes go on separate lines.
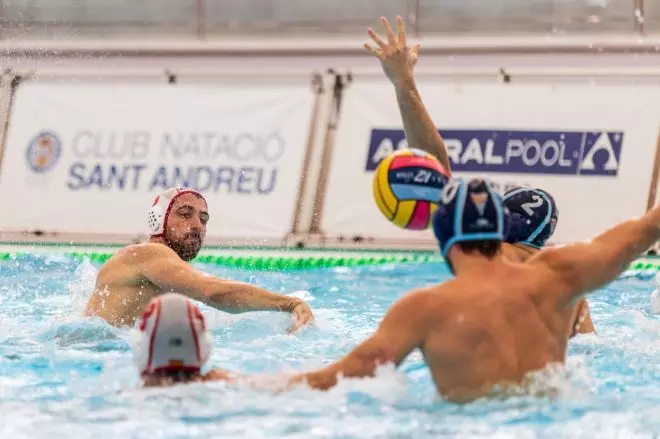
top-left (300, 258), bottom-right (576, 403)
top-left (415, 262), bottom-right (571, 402)
top-left (503, 242), bottom-right (593, 339)
top-left (84, 245), bottom-right (161, 326)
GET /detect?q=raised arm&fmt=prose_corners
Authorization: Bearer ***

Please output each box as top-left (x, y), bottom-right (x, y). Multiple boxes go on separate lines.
top-left (136, 244), bottom-right (313, 330)
top-left (364, 16), bottom-right (451, 173)
top-left (288, 290), bottom-right (427, 390)
top-left (531, 206), bottom-right (660, 307)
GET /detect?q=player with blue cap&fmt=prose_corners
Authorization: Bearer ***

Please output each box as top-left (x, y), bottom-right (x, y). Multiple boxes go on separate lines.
top-left (431, 178), bottom-right (510, 273)
top-left (280, 176), bottom-right (660, 402)
top-left (503, 187), bottom-right (558, 250)
top-left (362, 15), bottom-right (594, 339)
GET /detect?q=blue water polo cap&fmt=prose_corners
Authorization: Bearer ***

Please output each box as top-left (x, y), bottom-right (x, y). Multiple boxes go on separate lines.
top-left (503, 187), bottom-right (558, 249)
top-left (432, 178), bottom-right (510, 259)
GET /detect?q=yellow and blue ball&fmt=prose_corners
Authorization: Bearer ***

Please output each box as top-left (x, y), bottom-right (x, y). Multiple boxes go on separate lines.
top-left (372, 148), bottom-right (450, 230)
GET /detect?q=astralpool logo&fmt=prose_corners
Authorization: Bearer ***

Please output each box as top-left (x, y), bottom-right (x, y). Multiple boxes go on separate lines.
top-left (365, 129), bottom-right (623, 176)
top-left (26, 131), bottom-right (62, 173)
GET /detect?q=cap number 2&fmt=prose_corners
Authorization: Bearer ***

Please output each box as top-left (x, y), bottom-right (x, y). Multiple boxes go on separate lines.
top-left (521, 195), bottom-right (543, 216)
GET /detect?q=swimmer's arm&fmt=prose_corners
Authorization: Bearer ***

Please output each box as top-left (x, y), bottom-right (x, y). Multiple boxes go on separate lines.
top-left (394, 75), bottom-right (452, 173)
top-left (139, 246), bottom-right (303, 314)
top-left (532, 206), bottom-right (660, 307)
top-left (570, 299), bottom-right (595, 338)
top-left (288, 291), bottom-right (426, 390)
top-left (202, 368), bottom-right (240, 382)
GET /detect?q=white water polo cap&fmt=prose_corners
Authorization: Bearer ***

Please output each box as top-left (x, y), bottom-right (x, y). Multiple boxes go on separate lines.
top-left (148, 187), bottom-right (207, 238)
top-left (133, 293), bottom-right (212, 375)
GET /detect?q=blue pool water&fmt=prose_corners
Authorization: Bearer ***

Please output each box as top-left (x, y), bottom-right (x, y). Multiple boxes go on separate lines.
top-left (1, 253), bottom-right (659, 438)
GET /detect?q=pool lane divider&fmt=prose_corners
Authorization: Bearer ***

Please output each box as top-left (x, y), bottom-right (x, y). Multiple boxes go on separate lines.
top-left (0, 250), bottom-right (442, 269)
top-left (0, 250), bottom-right (658, 272)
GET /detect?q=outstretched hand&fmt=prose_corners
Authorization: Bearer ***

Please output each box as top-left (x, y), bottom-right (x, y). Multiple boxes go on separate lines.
top-left (287, 301), bottom-right (315, 334)
top-left (364, 16), bottom-right (420, 86)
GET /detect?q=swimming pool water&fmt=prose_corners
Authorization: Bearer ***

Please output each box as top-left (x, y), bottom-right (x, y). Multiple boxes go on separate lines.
top-left (1, 253), bottom-right (659, 438)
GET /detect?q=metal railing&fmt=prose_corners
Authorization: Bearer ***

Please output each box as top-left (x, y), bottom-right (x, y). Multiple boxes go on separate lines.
top-left (0, 0), bottom-right (654, 40)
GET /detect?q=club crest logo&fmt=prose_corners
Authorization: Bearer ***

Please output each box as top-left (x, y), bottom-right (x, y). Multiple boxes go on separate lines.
top-left (26, 131), bottom-right (61, 173)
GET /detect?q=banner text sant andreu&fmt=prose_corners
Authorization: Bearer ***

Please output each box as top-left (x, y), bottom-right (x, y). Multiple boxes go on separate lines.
top-left (57, 129), bottom-right (283, 193)
top-left (365, 128), bottom-right (623, 176)
top-left (67, 163), bottom-right (277, 194)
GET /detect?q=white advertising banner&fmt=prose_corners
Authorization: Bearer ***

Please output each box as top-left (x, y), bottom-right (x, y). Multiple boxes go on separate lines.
top-left (0, 82), bottom-right (313, 239)
top-left (322, 81), bottom-right (660, 245)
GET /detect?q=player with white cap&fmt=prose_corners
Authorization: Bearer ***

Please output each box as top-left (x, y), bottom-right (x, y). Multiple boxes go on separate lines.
top-left (134, 293), bottom-right (236, 387)
top-left (85, 187), bottom-right (314, 333)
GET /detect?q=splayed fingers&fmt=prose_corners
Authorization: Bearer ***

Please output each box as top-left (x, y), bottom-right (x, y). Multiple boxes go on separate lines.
top-left (367, 26), bottom-right (386, 49)
top-left (368, 16), bottom-right (406, 49)
top-left (396, 15), bottom-right (407, 47)
top-left (364, 15), bottom-right (415, 60)
top-left (363, 15), bottom-right (420, 80)
top-left (382, 16), bottom-right (397, 45)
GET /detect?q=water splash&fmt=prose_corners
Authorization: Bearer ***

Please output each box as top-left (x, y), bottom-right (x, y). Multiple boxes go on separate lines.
top-left (67, 258), bottom-right (98, 313)
top-left (287, 290), bottom-right (315, 301)
top-left (2, 257), bottom-right (660, 437)
top-left (650, 273), bottom-right (660, 314)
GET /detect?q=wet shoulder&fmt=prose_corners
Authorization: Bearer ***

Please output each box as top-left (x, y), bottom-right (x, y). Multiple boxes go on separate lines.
top-left (111, 243), bottom-right (172, 264)
top-left (96, 243), bottom-right (170, 288)
top-left (423, 273), bottom-right (530, 316)
top-left (402, 281), bottom-right (463, 316)
top-left (97, 243), bottom-right (168, 278)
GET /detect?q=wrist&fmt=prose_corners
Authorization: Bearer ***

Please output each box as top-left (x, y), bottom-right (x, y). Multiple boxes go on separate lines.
top-left (393, 73), bottom-right (416, 93)
top-left (287, 298), bottom-right (303, 312)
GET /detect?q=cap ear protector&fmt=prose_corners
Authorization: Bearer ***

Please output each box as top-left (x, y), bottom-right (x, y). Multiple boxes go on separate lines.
top-left (132, 293), bottom-right (212, 375)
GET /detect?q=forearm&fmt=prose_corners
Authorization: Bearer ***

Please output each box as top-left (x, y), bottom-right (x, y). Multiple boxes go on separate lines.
top-left (202, 280), bottom-right (300, 314)
top-left (597, 214), bottom-right (660, 270)
top-left (203, 368), bottom-right (239, 382)
top-left (394, 76), bottom-right (451, 172)
top-left (580, 213), bottom-right (660, 292)
top-left (289, 361), bottom-right (374, 392)
top-left (290, 369), bottom-right (340, 391)
top-left (288, 337), bottom-right (396, 391)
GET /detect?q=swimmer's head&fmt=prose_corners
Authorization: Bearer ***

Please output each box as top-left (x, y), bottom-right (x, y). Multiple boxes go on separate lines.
top-left (432, 178), bottom-right (510, 273)
top-left (148, 187), bottom-right (208, 261)
top-left (503, 187), bottom-right (558, 249)
top-left (133, 293), bottom-right (212, 382)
